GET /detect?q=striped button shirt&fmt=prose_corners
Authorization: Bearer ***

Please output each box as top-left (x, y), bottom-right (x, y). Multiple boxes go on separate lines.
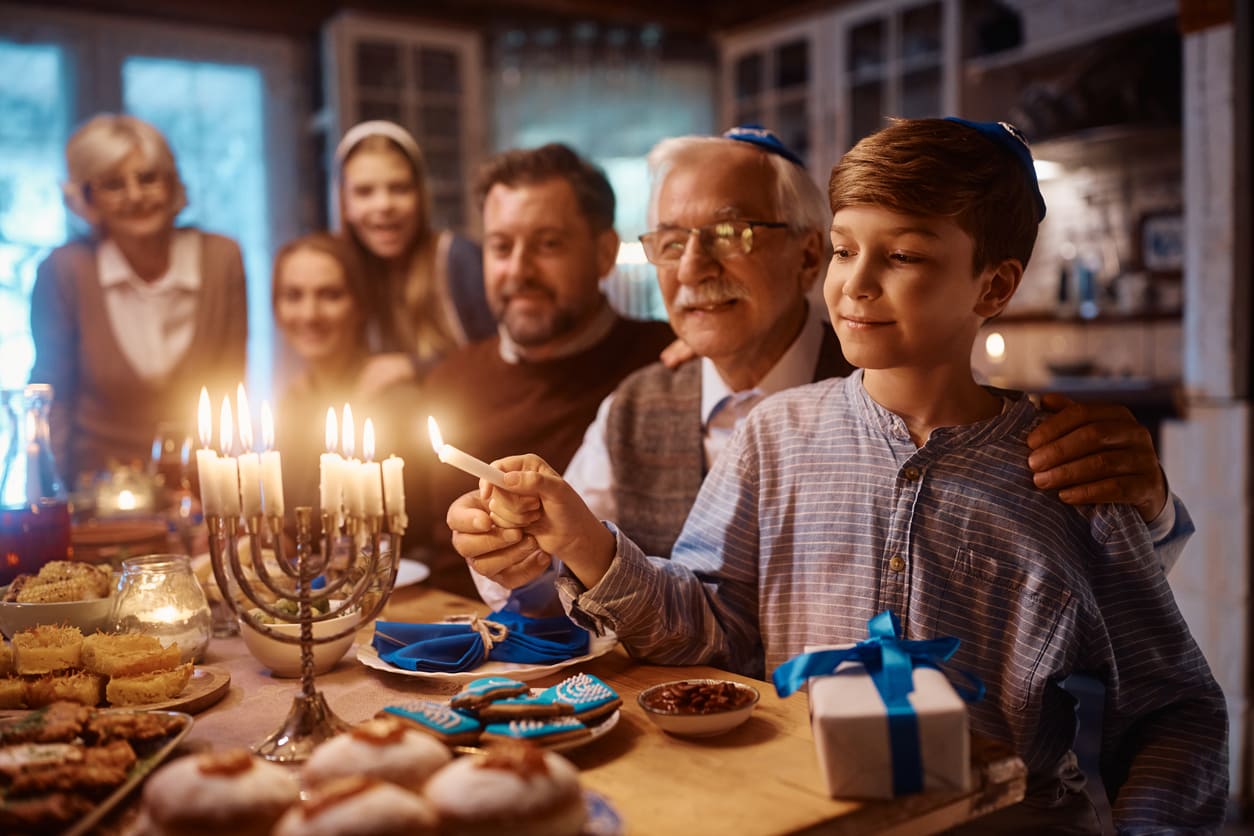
top-left (558, 370), bottom-right (1227, 830)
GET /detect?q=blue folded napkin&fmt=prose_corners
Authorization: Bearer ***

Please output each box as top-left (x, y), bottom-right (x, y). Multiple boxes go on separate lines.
top-left (372, 610), bottom-right (591, 673)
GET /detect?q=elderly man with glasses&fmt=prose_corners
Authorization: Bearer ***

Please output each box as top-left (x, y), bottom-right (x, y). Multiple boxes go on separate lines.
top-left (451, 126), bottom-right (1190, 611)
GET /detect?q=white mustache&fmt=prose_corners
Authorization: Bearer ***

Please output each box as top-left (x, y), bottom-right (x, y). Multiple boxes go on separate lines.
top-left (673, 279), bottom-right (749, 309)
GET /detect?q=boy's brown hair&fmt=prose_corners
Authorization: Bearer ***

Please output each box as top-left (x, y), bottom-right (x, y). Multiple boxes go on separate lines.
top-left (474, 143), bottom-right (616, 233)
top-left (828, 118), bottom-right (1041, 273)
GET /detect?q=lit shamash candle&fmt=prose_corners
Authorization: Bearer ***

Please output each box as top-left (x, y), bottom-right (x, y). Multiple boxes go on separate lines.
top-left (426, 416), bottom-right (509, 489)
top-left (319, 407), bottom-right (345, 525)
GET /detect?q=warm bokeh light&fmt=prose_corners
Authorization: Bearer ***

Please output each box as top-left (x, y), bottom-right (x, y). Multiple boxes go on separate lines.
top-left (984, 332), bottom-right (1006, 363)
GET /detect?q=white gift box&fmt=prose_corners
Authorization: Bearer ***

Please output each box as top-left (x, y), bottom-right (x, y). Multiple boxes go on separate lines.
top-left (807, 655), bottom-right (970, 799)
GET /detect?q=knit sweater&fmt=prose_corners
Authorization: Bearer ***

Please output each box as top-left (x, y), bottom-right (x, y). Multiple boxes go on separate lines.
top-left (605, 327), bottom-right (852, 557)
top-left (418, 315), bottom-right (675, 548)
top-left (29, 231), bottom-right (247, 483)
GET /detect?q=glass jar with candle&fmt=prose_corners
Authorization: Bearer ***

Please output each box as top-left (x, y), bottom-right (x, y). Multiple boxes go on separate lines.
top-left (109, 554), bottom-right (212, 663)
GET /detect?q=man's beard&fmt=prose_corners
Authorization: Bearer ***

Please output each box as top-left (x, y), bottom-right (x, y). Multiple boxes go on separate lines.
top-left (494, 282), bottom-right (580, 347)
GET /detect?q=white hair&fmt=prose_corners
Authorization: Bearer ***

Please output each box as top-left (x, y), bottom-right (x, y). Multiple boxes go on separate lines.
top-left (645, 135), bottom-right (829, 234)
top-left (61, 114), bottom-right (187, 228)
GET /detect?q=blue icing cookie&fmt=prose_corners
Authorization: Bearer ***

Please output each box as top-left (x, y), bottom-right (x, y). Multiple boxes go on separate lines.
top-left (476, 692), bottom-right (574, 720)
top-left (382, 700), bottom-right (482, 741)
top-left (540, 673), bottom-right (621, 716)
top-left (450, 676), bottom-right (528, 708)
top-left (482, 716), bottom-right (590, 741)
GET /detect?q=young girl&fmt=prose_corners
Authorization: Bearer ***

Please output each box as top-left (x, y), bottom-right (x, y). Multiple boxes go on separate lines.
top-left (334, 121), bottom-right (494, 387)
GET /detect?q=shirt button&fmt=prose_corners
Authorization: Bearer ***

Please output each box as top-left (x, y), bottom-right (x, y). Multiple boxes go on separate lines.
top-left (903, 466), bottom-right (921, 481)
top-left (889, 556), bottom-right (906, 573)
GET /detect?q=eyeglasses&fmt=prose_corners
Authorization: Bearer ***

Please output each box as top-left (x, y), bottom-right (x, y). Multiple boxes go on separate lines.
top-left (638, 220), bottom-right (790, 265)
top-left (87, 169), bottom-right (168, 201)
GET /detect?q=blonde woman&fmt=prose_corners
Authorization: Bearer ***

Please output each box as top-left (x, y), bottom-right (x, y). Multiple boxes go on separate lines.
top-left (270, 232), bottom-right (424, 520)
top-left (334, 121), bottom-right (493, 392)
top-left (29, 114), bottom-right (247, 484)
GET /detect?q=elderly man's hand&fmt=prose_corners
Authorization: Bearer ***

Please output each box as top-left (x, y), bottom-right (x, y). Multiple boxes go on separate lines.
top-left (487, 454), bottom-right (617, 588)
top-left (447, 490), bottom-right (552, 590)
top-left (1027, 393), bottom-right (1168, 523)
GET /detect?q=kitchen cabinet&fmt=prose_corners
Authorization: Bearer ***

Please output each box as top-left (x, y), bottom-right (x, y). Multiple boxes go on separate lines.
top-left (719, 0), bottom-right (960, 179)
top-left (321, 13), bottom-right (484, 234)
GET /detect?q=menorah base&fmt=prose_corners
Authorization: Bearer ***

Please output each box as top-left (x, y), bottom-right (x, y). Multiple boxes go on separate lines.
top-left (251, 692), bottom-right (352, 763)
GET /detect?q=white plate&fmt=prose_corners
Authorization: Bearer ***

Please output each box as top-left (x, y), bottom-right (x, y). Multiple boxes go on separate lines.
top-left (393, 558), bottom-right (430, 588)
top-left (356, 629), bottom-right (618, 683)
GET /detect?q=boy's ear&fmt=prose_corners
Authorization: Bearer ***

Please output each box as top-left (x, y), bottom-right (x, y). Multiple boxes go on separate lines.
top-left (974, 259), bottom-right (1023, 318)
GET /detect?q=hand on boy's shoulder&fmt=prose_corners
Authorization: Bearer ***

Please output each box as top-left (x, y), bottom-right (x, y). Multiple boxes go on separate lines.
top-left (1026, 393), bottom-right (1167, 523)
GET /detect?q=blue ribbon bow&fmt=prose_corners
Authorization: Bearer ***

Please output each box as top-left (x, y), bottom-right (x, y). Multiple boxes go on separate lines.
top-left (372, 610), bottom-right (590, 673)
top-left (772, 610), bottom-right (983, 796)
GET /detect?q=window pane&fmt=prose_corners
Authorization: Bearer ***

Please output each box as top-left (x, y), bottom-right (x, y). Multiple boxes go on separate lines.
top-left (356, 40), bottom-right (403, 89)
top-left (415, 47), bottom-right (460, 94)
top-left (775, 40), bottom-right (809, 89)
top-left (123, 58), bottom-right (273, 400)
top-left (0, 40), bottom-right (69, 389)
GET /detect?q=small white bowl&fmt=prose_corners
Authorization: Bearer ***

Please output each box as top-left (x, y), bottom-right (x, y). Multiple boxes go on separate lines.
top-left (0, 595), bottom-right (114, 639)
top-left (239, 607), bottom-right (361, 677)
top-left (637, 678), bottom-right (760, 737)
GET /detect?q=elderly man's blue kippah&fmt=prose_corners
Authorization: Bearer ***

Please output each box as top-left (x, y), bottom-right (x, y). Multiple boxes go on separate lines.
top-left (943, 117), bottom-right (1047, 221)
top-left (723, 124), bottom-right (805, 167)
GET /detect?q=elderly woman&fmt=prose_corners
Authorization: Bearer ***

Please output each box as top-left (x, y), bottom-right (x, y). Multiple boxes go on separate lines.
top-left (28, 114), bottom-right (247, 485)
top-left (270, 232), bottom-right (424, 521)
top-left (334, 121), bottom-right (494, 390)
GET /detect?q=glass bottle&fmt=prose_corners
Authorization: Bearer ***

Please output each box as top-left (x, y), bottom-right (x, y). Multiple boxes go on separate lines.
top-left (0, 384), bottom-right (71, 586)
top-left (109, 554), bottom-right (212, 663)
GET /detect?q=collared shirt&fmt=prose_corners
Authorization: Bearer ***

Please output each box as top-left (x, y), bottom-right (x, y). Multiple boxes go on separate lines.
top-left (557, 371), bottom-right (1224, 828)
top-left (497, 298), bottom-right (619, 364)
top-left (97, 229), bottom-right (201, 383)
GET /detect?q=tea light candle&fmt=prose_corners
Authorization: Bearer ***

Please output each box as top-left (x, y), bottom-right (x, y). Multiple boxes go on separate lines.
top-left (217, 397), bottom-right (241, 517)
top-left (427, 416), bottom-right (509, 489)
top-left (195, 388), bottom-right (222, 515)
top-left (361, 419), bottom-right (384, 517)
top-left (259, 402), bottom-right (284, 518)
top-left (235, 384), bottom-right (263, 518)
top-left (382, 455), bottom-right (404, 518)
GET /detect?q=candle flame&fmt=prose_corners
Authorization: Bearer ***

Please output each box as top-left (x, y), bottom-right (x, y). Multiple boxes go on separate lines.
top-left (363, 418), bottom-right (376, 462)
top-left (342, 404), bottom-right (355, 459)
top-left (219, 396), bottom-right (234, 455)
top-left (325, 408), bottom-right (338, 454)
top-left (427, 416), bottom-right (444, 452)
top-left (198, 388), bottom-right (212, 448)
top-left (261, 402), bottom-right (275, 451)
top-left (237, 383), bottom-right (254, 451)
top-left (117, 489), bottom-right (136, 511)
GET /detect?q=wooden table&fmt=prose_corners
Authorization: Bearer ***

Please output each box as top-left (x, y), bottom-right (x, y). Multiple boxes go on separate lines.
top-left (135, 584), bottom-right (1027, 835)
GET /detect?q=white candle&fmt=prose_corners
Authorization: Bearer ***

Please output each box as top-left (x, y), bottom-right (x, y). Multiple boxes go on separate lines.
top-left (426, 416), bottom-right (509, 489)
top-left (320, 408), bottom-right (343, 519)
top-left (195, 388), bottom-right (222, 515)
top-left (361, 419), bottom-right (384, 517)
top-left (218, 397), bottom-right (241, 517)
top-left (382, 455), bottom-right (404, 518)
top-left (259, 402), bottom-right (284, 517)
top-left (339, 404), bottom-right (362, 516)
top-left (235, 384), bottom-right (262, 517)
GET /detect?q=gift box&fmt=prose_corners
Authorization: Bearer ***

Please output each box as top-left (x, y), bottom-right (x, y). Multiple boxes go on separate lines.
top-left (773, 611), bottom-right (981, 800)
top-left (808, 656), bottom-right (969, 799)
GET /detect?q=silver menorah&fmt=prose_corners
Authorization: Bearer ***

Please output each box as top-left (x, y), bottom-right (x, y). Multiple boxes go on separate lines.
top-left (205, 506), bottom-right (404, 762)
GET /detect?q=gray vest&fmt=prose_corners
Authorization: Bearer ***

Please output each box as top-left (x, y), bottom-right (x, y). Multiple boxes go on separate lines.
top-left (606, 328), bottom-right (852, 557)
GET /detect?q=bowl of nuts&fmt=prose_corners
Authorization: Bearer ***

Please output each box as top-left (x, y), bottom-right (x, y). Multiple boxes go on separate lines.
top-left (637, 678), bottom-right (760, 737)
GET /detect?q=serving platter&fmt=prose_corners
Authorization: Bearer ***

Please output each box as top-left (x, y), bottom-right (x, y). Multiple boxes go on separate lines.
top-left (0, 665), bottom-right (230, 719)
top-left (356, 630), bottom-right (618, 683)
top-left (0, 708), bottom-right (192, 836)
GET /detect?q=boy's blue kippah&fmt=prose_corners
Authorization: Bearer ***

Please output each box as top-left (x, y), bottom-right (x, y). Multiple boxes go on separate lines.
top-left (943, 117), bottom-right (1047, 221)
top-left (722, 124), bottom-right (805, 167)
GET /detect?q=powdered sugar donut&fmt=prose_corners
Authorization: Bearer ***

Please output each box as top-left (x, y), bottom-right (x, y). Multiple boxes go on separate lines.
top-left (273, 775), bottom-right (439, 836)
top-left (423, 740), bottom-right (585, 836)
top-left (303, 716), bottom-right (452, 792)
top-left (138, 748), bottom-right (299, 836)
